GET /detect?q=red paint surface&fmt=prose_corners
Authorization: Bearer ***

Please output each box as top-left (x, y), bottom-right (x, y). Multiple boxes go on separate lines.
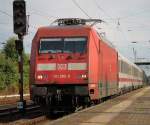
top-left (30, 26), bottom-right (90, 85)
top-left (30, 25), bottom-right (143, 101)
top-left (88, 29), bottom-right (118, 99)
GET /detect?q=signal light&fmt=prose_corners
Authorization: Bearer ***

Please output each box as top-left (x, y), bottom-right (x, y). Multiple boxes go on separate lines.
top-left (13, 0), bottom-right (26, 35)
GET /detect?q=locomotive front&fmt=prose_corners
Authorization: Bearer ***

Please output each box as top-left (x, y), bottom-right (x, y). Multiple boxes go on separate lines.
top-left (30, 19), bottom-right (91, 112)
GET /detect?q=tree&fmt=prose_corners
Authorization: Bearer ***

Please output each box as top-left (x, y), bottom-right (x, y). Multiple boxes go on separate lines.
top-left (0, 53), bottom-right (18, 90)
top-left (0, 53), bottom-right (6, 90)
top-left (2, 37), bottom-right (18, 61)
top-left (0, 36), bottom-right (29, 93)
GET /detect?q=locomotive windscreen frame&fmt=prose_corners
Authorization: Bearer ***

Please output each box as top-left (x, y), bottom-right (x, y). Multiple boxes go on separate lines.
top-left (39, 37), bottom-right (87, 54)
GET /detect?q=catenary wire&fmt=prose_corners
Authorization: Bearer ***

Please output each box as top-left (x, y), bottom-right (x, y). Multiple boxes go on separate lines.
top-left (71, 0), bottom-right (91, 18)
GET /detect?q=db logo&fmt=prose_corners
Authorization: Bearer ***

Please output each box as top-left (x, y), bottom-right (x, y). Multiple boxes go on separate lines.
top-left (57, 64), bottom-right (67, 70)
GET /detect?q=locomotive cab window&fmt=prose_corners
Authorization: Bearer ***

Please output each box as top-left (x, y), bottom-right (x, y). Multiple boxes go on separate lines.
top-left (64, 38), bottom-right (87, 53)
top-left (39, 37), bottom-right (87, 54)
top-left (39, 38), bottom-right (63, 53)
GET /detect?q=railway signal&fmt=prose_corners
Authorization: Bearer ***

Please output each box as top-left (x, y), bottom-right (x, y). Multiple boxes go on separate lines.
top-left (13, 0), bottom-right (26, 113)
top-left (13, 0), bottom-right (26, 35)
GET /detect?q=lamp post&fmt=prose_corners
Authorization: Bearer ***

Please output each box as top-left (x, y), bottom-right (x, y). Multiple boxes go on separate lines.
top-left (131, 41), bottom-right (138, 62)
top-left (132, 47), bottom-right (137, 62)
top-left (131, 40), bottom-right (150, 62)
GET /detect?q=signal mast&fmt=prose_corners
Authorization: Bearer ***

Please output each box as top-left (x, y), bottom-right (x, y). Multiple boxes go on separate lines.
top-left (13, 0), bottom-right (27, 113)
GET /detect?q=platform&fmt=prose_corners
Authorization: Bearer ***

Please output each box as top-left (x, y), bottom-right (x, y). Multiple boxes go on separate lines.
top-left (42, 86), bottom-right (150, 125)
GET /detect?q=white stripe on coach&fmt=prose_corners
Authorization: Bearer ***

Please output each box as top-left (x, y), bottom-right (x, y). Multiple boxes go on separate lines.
top-left (119, 81), bottom-right (143, 89)
top-left (119, 72), bottom-right (142, 81)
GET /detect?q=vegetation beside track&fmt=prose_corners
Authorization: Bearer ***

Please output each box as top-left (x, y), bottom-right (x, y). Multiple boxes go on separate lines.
top-left (0, 37), bottom-right (29, 95)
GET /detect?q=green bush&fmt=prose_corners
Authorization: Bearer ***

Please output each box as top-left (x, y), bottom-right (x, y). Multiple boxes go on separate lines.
top-left (0, 37), bottom-right (29, 94)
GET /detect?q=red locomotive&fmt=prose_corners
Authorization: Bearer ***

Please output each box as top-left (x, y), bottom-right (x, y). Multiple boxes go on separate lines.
top-left (29, 18), bottom-right (146, 113)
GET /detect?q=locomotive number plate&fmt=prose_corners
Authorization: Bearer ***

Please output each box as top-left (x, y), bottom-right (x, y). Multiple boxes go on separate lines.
top-left (54, 74), bottom-right (70, 78)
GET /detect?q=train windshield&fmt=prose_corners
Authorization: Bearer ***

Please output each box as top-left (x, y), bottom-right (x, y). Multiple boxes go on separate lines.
top-left (39, 37), bottom-right (87, 53)
top-left (39, 38), bottom-right (63, 53)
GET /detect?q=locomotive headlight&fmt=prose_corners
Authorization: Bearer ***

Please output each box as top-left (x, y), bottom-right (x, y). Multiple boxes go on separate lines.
top-left (37, 74), bottom-right (48, 80)
top-left (37, 75), bottom-right (43, 80)
top-left (81, 74), bottom-right (87, 78)
top-left (78, 74), bottom-right (87, 79)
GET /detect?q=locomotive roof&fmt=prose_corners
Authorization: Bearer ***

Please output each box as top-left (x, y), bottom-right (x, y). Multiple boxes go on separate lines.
top-left (38, 25), bottom-right (92, 30)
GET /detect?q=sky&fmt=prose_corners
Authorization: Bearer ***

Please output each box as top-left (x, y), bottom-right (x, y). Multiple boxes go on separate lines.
top-left (0, 0), bottom-right (150, 74)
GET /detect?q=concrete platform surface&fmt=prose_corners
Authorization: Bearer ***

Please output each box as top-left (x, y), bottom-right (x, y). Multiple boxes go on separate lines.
top-left (41, 87), bottom-right (150, 125)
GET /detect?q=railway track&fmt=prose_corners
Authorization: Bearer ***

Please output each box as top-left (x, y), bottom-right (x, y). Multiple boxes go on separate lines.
top-left (0, 101), bottom-right (64, 125)
top-left (0, 101), bottom-right (44, 123)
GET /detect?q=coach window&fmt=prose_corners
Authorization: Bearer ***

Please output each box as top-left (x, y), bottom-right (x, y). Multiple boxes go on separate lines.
top-left (129, 66), bottom-right (132, 75)
top-left (121, 61), bottom-right (126, 73)
top-left (121, 60), bottom-right (123, 73)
